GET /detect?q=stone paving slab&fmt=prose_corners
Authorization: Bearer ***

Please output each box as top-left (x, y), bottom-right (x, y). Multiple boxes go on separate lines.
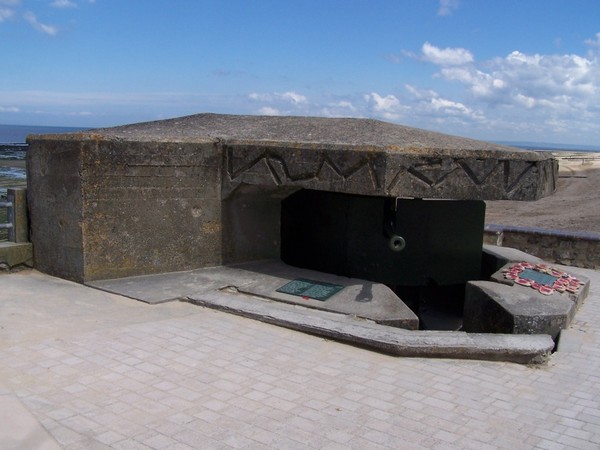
top-left (1, 268), bottom-right (600, 449)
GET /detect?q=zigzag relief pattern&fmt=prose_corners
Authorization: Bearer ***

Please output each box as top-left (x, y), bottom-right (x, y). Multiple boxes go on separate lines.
top-left (503, 160), bottom-right (536, 193)
top-left (387, 158), bottom-right (537, 195)
top-left (225, 147), bottom-right (381, 190)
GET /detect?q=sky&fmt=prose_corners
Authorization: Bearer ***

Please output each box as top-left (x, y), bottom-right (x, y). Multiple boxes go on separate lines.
top-left (1, 0), bottom-right (600, 145)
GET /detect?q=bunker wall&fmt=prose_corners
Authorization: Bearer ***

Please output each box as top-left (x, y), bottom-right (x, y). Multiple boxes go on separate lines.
top-left (27, 140), bottom-right (85, 281)
top-left (28, 139), bottom-right (223, 282)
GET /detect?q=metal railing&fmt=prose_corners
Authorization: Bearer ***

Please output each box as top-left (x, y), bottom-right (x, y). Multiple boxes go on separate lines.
top-left (0, 188), bottom-right (28, 243)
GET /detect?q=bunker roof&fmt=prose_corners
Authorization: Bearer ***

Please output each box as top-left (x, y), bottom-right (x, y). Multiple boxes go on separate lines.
top-left (46, 113), bottom-right (544, 160)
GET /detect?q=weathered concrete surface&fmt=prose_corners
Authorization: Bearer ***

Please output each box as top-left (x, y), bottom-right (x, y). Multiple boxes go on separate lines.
top-left (88, 260), bottom-right (419, 329)
top-left (27, 113), bottom-right (557, 282)
top-left (463, 280), bottom-right (577, 339)
top-left (27, 138), bottom-right (221, 281)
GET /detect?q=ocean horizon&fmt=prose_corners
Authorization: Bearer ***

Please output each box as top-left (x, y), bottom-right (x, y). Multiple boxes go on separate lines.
top-left (0, 124), bottom-right (89, 144)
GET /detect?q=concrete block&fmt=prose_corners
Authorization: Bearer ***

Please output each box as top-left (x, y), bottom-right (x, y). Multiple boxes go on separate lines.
top-left (463, 280), bottom-right (577, 339)
top-left (0, 242), bottom-right (33, 269)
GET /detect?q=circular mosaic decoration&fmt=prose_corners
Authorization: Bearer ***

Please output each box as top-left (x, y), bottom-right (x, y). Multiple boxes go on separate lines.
top-left (502, 262), bottom-right (582, 297)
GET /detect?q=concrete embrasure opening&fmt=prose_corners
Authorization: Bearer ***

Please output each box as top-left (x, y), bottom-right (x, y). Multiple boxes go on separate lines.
top-left (279, 189), bottom-right (485, 331)
top-left (219, 184), bottom-right (589, 339)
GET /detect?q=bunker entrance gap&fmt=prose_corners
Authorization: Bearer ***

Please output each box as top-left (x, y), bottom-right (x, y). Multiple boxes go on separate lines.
top-left (223, 186), bottom-right (486, 330)
top-left (280, 190), bottom-right (486, 330)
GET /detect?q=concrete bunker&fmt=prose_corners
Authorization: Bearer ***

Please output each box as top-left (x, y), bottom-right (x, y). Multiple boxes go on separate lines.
top-left (27, 113), bottom-right (585, 344)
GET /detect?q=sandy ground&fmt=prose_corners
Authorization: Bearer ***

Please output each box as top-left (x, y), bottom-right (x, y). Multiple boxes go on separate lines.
top-left (485, 152), bottom-right (600, 233)
top-left (2, 152), bottom-right (599, 233)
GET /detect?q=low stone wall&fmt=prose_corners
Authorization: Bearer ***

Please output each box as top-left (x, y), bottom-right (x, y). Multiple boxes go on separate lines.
top-left (484, 224), bottom-right (600, 269)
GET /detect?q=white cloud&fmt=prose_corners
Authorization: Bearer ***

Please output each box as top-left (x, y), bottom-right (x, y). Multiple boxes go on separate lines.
top-left (430, 97), bottom-right (472, 115)
top-left (438, 0), bottom-right (459, 16)
top-left (515, 94), bottom-right (536, 109)
top-left (280, 91), bottom-right (307, 105)
top-left (364, 93), bottom-right (402, 120)
top-left (1, 1), bottom-right (95, 34)
top-left (424, 41), bottom-right (599, 117)
top-left (441, 67), bottom-right (507, 98)
top-left (258, 106), bottom-right (280, 116)
top-left (0, 7), bottom-right (14, 21)
top-left (0, 0), bottom-right (18, 21)
top-left (51, 0), bottom-right (77, 8)
top-left (248, 92), bottom-right (271, 102)
top-left (249, 91), bottom-right (307, 105)
top-left (248, 91), bottom-right (309, 117)
top-left (23, 11), bottom-right (58, 35)
top-left (0, 105), bottom-right (20, 112)
top-left (405, 34), bottom-right (600, 142)
top-left (404, 84), bottom-right (483, 121)
top-left (319, 100), bottom-right (358, 118)
top-left (585, 32), bottom-right (600, 48)
top-left (422, 42), bottom-right (473, 66)
top-left (404, 84), bottom-right (438, 100)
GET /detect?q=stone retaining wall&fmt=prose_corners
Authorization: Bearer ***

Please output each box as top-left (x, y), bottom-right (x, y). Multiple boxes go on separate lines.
top-left (484, 224), bottom-right (600, 269)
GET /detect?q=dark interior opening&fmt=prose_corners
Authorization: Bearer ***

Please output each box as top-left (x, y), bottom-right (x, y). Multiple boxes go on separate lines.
top-left (280, 189), bottom-right (486, 330)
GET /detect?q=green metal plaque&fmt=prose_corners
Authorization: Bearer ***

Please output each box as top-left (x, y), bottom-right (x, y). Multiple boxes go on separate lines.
top-left (276, 278), bottom-right (344, 301)
top-left (519, 269), bottom-right (558, 287)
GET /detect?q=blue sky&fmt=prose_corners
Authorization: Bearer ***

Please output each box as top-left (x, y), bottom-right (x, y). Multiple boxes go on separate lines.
top-left (1, 0), bottom-right (600, 145)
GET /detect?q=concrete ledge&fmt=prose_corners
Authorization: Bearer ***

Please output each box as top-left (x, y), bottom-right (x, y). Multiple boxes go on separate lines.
top-left (0, 242), bottom-right (33, 269)
top-left (464, 280), bottom-right (576, 340)
top-left (187, 290), bottom-right (554, 365)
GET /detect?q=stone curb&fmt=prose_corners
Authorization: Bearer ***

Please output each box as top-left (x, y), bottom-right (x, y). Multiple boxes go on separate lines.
top-left (186, 290), bottom-right (554, 365)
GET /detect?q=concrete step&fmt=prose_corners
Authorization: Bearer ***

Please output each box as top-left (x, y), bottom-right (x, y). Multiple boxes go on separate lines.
top-left (0, 242), bottom-right (33, 269)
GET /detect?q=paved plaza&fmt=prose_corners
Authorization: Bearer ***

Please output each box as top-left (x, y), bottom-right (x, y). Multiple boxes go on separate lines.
top-left (1, 268), bottom-right (600, 449)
